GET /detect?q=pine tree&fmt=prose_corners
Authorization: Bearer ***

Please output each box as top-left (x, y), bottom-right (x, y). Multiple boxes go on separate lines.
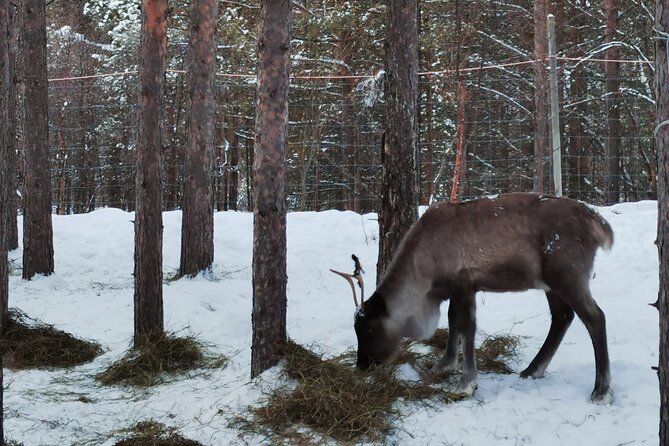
top-left (0, 0), bottom-right (9, 439)
top-left (377, 0), bottom-right (419, 282)
top-left (251, 0), bottom-right (290, 379)
top-left (21, 0), bottom-right (54, 279)
top-left (532, 0), bottom-right (549, 193)
top-left (134, 0), bottom-right (167, 345)
top-left (180, 0), bottom-right (218, 277)
top-left (655, 0), bottom-right (669, 441)
top-left (603, 0), bottom-right (621, 204)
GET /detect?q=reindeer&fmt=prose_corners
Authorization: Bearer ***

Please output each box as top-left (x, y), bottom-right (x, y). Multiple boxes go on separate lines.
top-left (332, 192), bottom-right (614, 403)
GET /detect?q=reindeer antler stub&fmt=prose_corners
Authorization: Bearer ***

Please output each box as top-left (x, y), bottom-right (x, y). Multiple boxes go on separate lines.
top-left (331, 254), bottom-right (365, 307)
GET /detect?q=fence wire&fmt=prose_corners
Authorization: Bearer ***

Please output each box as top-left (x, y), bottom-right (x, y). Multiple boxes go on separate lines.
top-left (37, 60), bottom-right (655, 215)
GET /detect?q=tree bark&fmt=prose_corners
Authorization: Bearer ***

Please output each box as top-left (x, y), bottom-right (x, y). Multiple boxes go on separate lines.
top-left (222, 118), bottom-right (239, 211)
top-left (228, 122), bottom-right (239, 211)
top-left (214, 102), bottom-right (225, 211)
top-left (337, 9), bottom-right (358, 212)
top-left (533, 0), bottom-right (549, 193)
top-left (342, 76), bottom-right (358, 212)
top-left (21, 0), bottom-right (54, 279)
top-left (180, 0), bottom-right (218, 277)
top-left (421, 75), bottom-right (434, 205)
top-left (251, 0), bottom-right (290, 379)
top-left (245, 112), bottom-right (254, 211)
top-left (603, 0), bottom-right (621, 204)
top-left (377, 0), bottom-right (419, 283)
top-left (6, 2), bottom-right (17, 251)
top-left (656, 0), bottom-right (669, 442)
top-left (567, 3), bottom-right (589, 200)
top-left (0, 0), bottom-right (10, 440)
top-left (134, 0), bottom-right (167, 345)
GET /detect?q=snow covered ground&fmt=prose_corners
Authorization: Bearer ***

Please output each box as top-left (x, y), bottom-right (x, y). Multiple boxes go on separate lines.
top-left (4, 200), bottom-right (660, 445)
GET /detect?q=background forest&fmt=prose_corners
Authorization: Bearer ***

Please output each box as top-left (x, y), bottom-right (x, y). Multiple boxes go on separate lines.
top-left (30, 0), bottom-right (655, 214)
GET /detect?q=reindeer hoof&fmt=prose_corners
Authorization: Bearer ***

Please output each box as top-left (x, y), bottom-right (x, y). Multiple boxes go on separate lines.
top-left (590, 387), bottom-right (614, 405)
top-left (452, 379), bottom-right (477, 397)
top-left (519, 367), bottom-right (544, 379)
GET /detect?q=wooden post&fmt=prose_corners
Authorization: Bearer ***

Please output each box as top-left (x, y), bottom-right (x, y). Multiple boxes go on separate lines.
top-left (547, 14), bottom-right (562, 197)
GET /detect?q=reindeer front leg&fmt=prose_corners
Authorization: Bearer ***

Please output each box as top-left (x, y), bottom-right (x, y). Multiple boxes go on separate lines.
top-left (456, 291), bottom-right (478, 395)
top-left (432, 292), bottom-right (478, 395)
top-left (432, 298), bottom-right (462, 373)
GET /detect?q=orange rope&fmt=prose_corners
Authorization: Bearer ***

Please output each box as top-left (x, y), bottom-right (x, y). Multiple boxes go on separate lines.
top-left (46, 57), bottom-right (654, 83)
top-left (450, 82), bottom-right (466, 203)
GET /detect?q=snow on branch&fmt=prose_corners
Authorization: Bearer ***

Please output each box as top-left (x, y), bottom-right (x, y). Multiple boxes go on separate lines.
top-left (476, 30), bottom-right (529, 58)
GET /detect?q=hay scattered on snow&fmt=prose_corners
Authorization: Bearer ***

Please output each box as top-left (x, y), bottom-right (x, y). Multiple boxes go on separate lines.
top-left (114, 420), bottom-right (203, 446)
top-left (420, 327), bottom-right (521, 374)
top-left (235, 330), bottom-right (519, 445)
top-left (476, 335), bottom-right (520, 374)
top-left (419, 327), bottom-right (450, 350)
top-left (96, 331), bottom-right (228, 387)
top-left (0, 309), bottom-right (103, 370)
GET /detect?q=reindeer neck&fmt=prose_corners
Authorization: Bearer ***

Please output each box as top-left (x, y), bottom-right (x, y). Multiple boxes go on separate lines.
top-left (374, 255), bottom-right (435, 337)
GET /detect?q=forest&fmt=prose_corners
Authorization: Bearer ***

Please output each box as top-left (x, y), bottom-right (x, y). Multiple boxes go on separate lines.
top-left (14, 0), bottom-right (654, 215)
top-left (0, 0), bottom-right (666, 444)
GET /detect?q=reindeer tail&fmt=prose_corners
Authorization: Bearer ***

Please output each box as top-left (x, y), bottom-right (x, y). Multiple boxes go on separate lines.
top-left (591, 211), bottom-right (614, 251)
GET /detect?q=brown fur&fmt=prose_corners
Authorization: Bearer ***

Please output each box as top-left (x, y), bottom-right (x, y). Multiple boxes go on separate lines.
top-left (355, 193), bottom-right (614, 402)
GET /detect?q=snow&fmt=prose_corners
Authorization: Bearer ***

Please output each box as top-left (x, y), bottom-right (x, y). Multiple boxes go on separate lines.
top-left (5, 201), bottom-right (660, 445)
top-left (395, 363), bottom-right (421, 382)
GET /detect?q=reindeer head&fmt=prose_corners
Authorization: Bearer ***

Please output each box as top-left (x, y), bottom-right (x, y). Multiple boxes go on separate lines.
top-left (353, 293), bottom-right (400, 369)
top-left (331, 255), bottom-right (400, 370)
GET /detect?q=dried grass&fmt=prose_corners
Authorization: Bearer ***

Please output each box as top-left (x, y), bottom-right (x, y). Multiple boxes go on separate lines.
top-left (0, 309), bottom-right (103, 370)
top-left (234, 330), bottom-right (519, 445)
top-left (96, 331), bottom-right (227, 387)
top-left (114, 420), bottom-right (202, 446)
top-left (476, 335), bottom-right (520, 374)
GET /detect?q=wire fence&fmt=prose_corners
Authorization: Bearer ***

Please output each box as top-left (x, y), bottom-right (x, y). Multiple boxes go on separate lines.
top-left (38, 56), bottom-right (655, 215)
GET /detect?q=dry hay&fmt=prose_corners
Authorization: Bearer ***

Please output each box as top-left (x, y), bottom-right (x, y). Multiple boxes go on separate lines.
top-left (96, 331), bottom-right (228, 387)
top-left (475, 335), bottom-right (520, 374)
top-left (419, 328), bottom-right (521, 374)
top-left (0, 309), bottom-right (103, 370)
top-left (114, 420), bottom-right (203, 446)
top-left (234, 330), bottom-right (519, 445)
top-left (419, 327), bottom-right (450, 350)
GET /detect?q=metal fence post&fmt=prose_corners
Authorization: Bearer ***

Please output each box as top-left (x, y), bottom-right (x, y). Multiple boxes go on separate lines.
top-left (547, 14), bottom-right (562, 196)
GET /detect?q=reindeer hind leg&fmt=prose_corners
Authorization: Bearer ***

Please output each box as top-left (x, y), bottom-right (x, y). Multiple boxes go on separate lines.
top-left (564, 286), bottom-right (612, 403)
top-left (520, 291), bottom-right (574, 379)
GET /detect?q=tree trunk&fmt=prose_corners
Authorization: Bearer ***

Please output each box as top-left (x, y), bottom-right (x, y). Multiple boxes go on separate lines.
top-left (21, 0), bottom-right (54, 279)
top-left (656, 0), bottom-right (669, 441)
top-left (337, 11), bottom-right (358, 212)
top-left (214, 102), bottom-right (225, 212)
top-left (421, 76), bottom-right (434, 205)
top-left (533, 0), bottom-right (549, 193)
top-left (245, 109), bottom-right (255, 211)
top-left (251, 0), bottom-right (290, 379)
top-left (450, 80), bottom-right (468, 202)
top-left (164, 71), bottom-right (185, 211)
top-left (342, 76), bottom-right (358, 212)
top-left (180, 0), bottom-right (218, 277)
top-left (603, 0), bottom-right (621, 204)
top-left (75, 84), bottom-right (95, 214)
top-left (134, 0), bottom-right (167, 346)
top-left (228, 122), bottom-right (239, 211)
top-left (567, 4), bottom-right (589, 200)
top-left (6, 2), bottom-right (17, 251)
top-left (377, 0), bottom-right (419, 283)
top-left (0, 0), bottom-right (10, 439)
